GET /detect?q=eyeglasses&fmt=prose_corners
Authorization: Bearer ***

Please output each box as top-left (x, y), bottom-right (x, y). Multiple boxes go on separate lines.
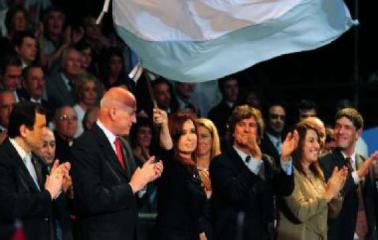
top-left (270, 114), bottom-right (285, 120)
top-left (57, 114), bottom-right (78, 121)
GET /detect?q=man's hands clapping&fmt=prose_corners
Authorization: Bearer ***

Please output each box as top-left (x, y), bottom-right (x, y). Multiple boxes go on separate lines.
top-left (45, 160), bottom-right (71, 199)
top-left (129, 156), bottom-right (163, 193)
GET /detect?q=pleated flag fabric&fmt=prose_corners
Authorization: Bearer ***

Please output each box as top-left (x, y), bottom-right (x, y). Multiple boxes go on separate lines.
top-left (113, 0), bottom-right (356, 82)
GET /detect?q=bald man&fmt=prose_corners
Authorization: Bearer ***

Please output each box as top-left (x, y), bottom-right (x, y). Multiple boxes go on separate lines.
top-left (70, 87), bottom-right (163, 240)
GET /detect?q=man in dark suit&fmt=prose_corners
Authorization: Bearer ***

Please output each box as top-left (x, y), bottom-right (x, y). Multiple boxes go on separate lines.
top-left (19, 64), bottom-right (53, 121)
top-left (208, 74), bottom-right (239, 139)
top-left (46, 47), bottom-right (81, 111)
top-left (261, 103), bottom-right (286, 165)
top-left (0, 90), bottom-right (16, 144)
top-left (0, 101), bottom-right (71, 240)
top-left (319, 108), bottom-right (378, 240)
top-left (210, 105), bottom-right (296, 240)
top-left (70, 87), bottom-right (163, 240)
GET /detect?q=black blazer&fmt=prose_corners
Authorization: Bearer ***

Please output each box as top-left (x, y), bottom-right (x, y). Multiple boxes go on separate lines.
top-left (46, 72), bottom-right (75, 111)
top-left (210, 143), bottom-right (294, 240)
top-left (0, 139), bottom-right (53, 240)
top-left (208, 100), bottom-right (233, 138)
top-left (319, 149), bottom-right (378, 240)
top-left (70, 124), bottom-right (138, 240)
top-left (156, 150), bottom-right (207, 240)
top-left (260, 133), bottom-right (281, 165)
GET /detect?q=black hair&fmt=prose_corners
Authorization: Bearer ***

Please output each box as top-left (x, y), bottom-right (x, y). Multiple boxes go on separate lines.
top-left (8, 101), bottom-right (45, 138)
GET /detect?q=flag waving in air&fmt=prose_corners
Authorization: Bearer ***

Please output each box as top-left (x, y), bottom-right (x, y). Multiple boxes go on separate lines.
top-left (112, 0), bottom-right (356, 82)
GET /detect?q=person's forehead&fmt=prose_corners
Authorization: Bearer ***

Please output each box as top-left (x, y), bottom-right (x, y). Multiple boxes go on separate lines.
top-left (306, 128), bottom-right (318, 137)
top-left (300, 108), bottom-right (316, 113)
top-left (269, 105), bottom-right (285, 114)
top-left (155, 82), bottom-right (169, 91)
top-left (183, 119), bottom-right (195, 128)
top-left (67, 50), bottom-right (80, 59)
top-left (5, 65), bottom-right (22, 73)
top-left (0, 93), bottom-right (16, 103)
top-left (336, 116), bottom-right (354, 126)
top-left (225, 78), bottom-right (238, 84)
top-left (28, 67), bottom-right (43, 76)
top-left (238, 116), bottom-right (256, 123)
top-left (22, 36), bottom-right (36, 44)
top-left (60, 107), bottom-right (76, 116)
top-left (43, 130), bottom-right (55, 141)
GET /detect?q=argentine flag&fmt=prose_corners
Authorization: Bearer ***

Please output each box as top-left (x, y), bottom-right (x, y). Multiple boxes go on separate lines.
top-left (113, 0), bottom-right (356, 82)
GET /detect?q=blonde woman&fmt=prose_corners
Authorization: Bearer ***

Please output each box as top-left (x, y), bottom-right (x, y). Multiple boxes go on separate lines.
top-left (196, 118), bottom-right (221, 198)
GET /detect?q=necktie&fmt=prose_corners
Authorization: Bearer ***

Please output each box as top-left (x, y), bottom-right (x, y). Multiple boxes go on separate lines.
top-left (24, 155), bottom-right (40, 190)
top-left (356, 184), bottom-right (368, 239)
top-left (114, 138), bottom-right (126, 170)
top-left (276, 141), bottom-right (282, 154)
top-left (345, 157), bottom-right (353, 173)
top-left (32, 157), bottom-right (43, 189)
top-left (245, 155), bottom-right (251, 163)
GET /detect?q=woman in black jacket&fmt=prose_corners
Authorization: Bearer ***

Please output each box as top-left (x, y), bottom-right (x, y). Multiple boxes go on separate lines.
top-left (153, 109), bottom-right (207, 240)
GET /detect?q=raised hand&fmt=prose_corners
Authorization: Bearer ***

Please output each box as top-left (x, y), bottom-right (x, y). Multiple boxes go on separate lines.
top-left (45, 160), bottom-right (64, 199)
top-left (281, 130), bottom-right (299, 161)
top-left (153, 108), bottom-right (173, 149)
top-left (357, 151), bottom-right (378, 178)
top-left (325, 166), bottom-right (347, 201)
top-left (58, 162), bottom-right (72, 193)
top-left (199, 232), bottom-right (208, 240)
top-left (247, 134), bottom-right (262, 160)
top-left (153, 108), bottom-right (168, 127)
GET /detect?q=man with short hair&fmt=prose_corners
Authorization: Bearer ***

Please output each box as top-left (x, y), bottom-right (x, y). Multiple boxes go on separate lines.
top-left (19, 64), bottom-right (53, 121)
top-left (210, 105), bottom-right (296, 240)
top-left (0, 55), bottom-right (23, 102)
top-left (53, 106), bottom-right (78, 163)
top-left (13, 31), bottom-right (37, 68)
top-left (0, 90), bottom-right (16, 143)
top-left (261, 103), bottom-right (286, 164)
top-left (0, 101), bottom-right (70, 240)
top-left (208, 75), bottom-right (240, 138)
top-left (152, 78), bottom-right (178, 115)
top-left (46, 47), bottom-right (82, 111)
top-left (320, 108), bottom-right (378, 240)
top-left (174, 82), bottom-right (198, 114)
top-left (20, 64), bottom-right (45, 103)
top-left (297, 99), bottom-right (317, 121)
top-left (70, 87), bottom-right (163, 240)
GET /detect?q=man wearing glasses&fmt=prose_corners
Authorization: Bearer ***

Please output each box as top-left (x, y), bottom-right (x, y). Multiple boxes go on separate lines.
top-left (53, 106), bottom-right (78, 163)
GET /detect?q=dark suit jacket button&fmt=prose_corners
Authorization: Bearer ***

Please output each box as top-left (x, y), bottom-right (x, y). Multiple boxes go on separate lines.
top-left (44, 218), bottom-right (49, 221)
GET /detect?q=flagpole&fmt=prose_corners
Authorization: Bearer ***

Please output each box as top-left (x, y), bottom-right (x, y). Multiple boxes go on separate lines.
top-left (353, 0), bottom-right (359, 108)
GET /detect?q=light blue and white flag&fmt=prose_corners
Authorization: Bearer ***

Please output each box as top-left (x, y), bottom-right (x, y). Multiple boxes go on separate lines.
top-left (113, 0), bottom-right (356, 82)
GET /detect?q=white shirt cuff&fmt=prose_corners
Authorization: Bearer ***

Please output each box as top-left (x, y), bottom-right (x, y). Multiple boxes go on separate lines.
top-left (351, 171), bottom-right (361, 184)
top-left (280, 157), bottom-right (293, 175)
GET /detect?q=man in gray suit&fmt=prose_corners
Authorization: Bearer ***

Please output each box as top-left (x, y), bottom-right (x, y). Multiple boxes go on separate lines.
top-left (46, 47), bottom-right (81, 111)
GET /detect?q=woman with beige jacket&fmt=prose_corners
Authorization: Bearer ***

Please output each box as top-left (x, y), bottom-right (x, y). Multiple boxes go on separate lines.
top-left (277, 122), bottom-right (347, 240)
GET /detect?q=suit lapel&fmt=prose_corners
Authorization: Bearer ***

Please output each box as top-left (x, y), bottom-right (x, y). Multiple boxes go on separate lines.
top-left (226, 144), bottom-right (245, 169)
top-left (119, 137), bottom-right (137, 178)
top-left (4, 140), bottom-right (40, 192)
top-left (93, 125), bottom-right (129, 179)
